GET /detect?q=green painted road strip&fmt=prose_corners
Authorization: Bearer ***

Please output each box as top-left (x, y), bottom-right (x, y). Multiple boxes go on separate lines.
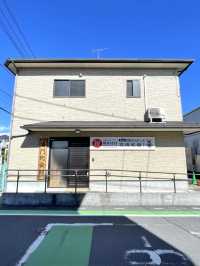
top-left (0, 209), bottom-right (200, 216)
top-left (24, 225), bottom-right (93, 266)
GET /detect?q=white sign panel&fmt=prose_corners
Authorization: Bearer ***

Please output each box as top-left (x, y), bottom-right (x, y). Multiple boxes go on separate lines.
top-left (90, 137), bottom-right (155, 150)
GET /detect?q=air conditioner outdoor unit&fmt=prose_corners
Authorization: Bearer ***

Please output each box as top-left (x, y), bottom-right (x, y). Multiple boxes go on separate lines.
top-left (146, 107), bottom-right (166, 123)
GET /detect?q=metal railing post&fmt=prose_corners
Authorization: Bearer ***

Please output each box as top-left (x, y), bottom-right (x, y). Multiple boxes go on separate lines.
top-left (173, 174), bottom-right (176, 193)
top-left (44, 171), bottom-right (47, 193)
top-left (105, 170), bottom-right (108, 193)
top-left (16, 170), bottom-right (20, 193)
top-left (139, 171), bottom-right (142, 193)
top-left (6, 168), bottom-right (188, 194)
top-left (75, 170), bottom-right (77, 194)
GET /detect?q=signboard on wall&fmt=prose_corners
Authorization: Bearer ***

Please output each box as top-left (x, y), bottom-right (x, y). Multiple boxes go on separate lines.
top-left (90, 137), bottom-right (155, 150)
top-left (37, 137), bottom-right (48, 180)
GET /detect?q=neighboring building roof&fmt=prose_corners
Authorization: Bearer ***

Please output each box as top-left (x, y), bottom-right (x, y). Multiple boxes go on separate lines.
top-left (184, 106), bottom-right (200, 118)
top-left (0, 135), bottom-right (9, 141)
top-left (21, 121), bottom-right (200, 133)
top-left (5, 58), bottom-right (193, 76)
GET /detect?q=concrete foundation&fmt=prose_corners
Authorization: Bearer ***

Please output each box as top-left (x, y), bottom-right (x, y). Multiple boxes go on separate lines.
top-left (2, 192), bottom-right (200, 207)
top-left (6, 180), bottom-right (188, 193)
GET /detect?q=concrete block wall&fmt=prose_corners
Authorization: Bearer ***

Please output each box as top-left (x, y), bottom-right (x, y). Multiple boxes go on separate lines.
top-left (3, 192), bottom-right (200, 207)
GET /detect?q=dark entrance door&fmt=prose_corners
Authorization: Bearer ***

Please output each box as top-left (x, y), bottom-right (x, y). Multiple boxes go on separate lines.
top-left (49, 138), bottom-right (89, 188)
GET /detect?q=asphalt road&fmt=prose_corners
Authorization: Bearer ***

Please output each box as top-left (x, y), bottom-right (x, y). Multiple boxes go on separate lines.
top-left (0, 215), bottom-right (199, 266)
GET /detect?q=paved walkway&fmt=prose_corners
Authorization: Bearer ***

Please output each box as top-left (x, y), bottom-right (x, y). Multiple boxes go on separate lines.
top-left (189, 184), bottom-right (200, 192)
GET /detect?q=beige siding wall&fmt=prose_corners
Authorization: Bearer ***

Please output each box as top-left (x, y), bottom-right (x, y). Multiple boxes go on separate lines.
top-left (9, 131), bottom-right (186, 175)
top-left (9, 68), bottom-right (184, 175)
top-left (12, 68), bottom-right (181, 134)
top-left (90, 132), bottom-right (186, 174)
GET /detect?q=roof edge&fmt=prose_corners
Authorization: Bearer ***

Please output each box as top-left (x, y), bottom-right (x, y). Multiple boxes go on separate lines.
top-left (4, 58), bottom-right (194, 75)
top-left (21, 121), bottom-right (200, 130)
top-left (184, 106), bottom-right (200, 117)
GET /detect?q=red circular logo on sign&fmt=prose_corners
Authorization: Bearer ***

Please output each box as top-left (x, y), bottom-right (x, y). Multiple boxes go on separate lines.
top-left (92, 138), bottom-right (102, 148)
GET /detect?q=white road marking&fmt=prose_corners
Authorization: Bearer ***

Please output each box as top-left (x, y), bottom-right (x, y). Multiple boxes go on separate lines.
top-left (141, 236), bottom-right (152, 248)
top-left (125, 249), bottom-right (188, 265)
top-left (192, 207), bottom-right (200, 210)
top-left (16, 223), bottom-right (113, 266)
top-left (114, 207), bottom-right (125, 210)
top-left (190, 231), bottom-right (200, 236)
top-left (125, 236), bottom-right (188, 265)
top-left (156, 249), bottom-right (187, 261)
top-left (125, 249), bottom-right (161, 265)
top-left (16, 226), bottom-right (48, 266)
top-left (153, 208), bottom-right (163, 210)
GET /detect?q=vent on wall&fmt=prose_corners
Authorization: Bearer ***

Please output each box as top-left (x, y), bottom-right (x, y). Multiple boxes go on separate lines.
top-left (145, 108), bottom-right (166, 123)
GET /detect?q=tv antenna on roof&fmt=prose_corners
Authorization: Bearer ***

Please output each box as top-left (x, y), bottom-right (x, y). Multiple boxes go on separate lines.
top-left (92, 48), bottom-right (108, 59)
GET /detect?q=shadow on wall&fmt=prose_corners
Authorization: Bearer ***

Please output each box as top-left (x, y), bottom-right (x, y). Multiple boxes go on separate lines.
top-left (21, 133), bottom-right (39, 148)
top-left (2, 193), bottom-right (88, 208)
top-left (20, 132), bottom-right (185, 149)
top-left (19, 68), bottom-right (175, 76)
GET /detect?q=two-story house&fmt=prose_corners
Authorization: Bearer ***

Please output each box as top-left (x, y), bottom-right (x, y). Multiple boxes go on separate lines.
top-left (4, 58), bottom-right (200, 193)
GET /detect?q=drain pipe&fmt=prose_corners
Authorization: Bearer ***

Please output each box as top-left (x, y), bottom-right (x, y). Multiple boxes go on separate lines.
top-left (143, 74), bottom-right (148, 113)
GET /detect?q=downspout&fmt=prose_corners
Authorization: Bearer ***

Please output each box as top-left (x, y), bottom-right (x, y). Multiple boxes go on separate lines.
top-left (143, 74), bottom-right (151, 178)
top-left (143, 74), bottom-right (148, 113)
top-left (176, 75), bottom-right (183, 121)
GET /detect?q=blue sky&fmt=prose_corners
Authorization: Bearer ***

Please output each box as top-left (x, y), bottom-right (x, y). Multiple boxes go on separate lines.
top-left (0, 0), bottom-right (200, 134)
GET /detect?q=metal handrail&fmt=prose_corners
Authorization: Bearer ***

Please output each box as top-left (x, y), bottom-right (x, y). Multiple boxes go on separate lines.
top-left (7, 168), bottom-right (200, 176)
top-left (5, 168), bottom-right (190, 194)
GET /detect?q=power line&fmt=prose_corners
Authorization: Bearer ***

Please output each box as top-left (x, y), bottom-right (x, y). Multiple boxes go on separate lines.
top-left (0, 12), bottom-right (26, 57)
top-left (0, 62), bottom-right (13, 75)
top-left (0, 87), bottom-right (13, 98)
top-left (0, 98), bottom-right (12, 111)
top-left (16, 94), bottom-right (136, 121)
top-left (2, 0), bottom-right (36, 58)
top-left (0, 5), bottom-right (29, 57)
top-left (0, 96), bottom-right (12, 108)
top-left (0, 106), bottom-right (10, 114)
top-left (0, 105), bottom-right (44, 122)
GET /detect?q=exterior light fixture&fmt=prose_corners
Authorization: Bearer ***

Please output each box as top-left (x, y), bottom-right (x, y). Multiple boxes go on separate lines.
top-left (75, 129), bottom-right (81, 134)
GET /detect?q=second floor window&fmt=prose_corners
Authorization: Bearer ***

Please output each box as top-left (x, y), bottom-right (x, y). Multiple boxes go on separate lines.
top-left (54, 80), bottom-right (85, 97)
top-left (127, 80), bottom-right (141, 98)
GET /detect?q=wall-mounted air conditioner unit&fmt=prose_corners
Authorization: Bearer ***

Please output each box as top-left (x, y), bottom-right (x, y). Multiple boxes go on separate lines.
top-left (145, 107), bottom-right (166, 123)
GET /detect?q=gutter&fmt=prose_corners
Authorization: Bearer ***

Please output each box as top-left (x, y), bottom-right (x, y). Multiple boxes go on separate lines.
top-left (4, 59), bottom-right (17, 75)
